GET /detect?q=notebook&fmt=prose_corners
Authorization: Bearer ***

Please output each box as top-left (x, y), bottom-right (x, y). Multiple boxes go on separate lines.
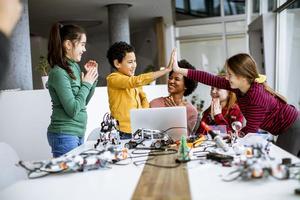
top-left (130, 106), bottom-right (187, 141)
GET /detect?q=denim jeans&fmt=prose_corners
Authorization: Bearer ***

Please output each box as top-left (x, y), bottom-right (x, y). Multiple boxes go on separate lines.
top-left (47, 132), bottom-right (84, 158)
top-left (119, 131), bottom-right (132, 140)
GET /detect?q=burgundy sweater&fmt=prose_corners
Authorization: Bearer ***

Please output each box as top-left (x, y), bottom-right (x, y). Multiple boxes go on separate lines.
top-left (188, 70), bottom-right (299, 135)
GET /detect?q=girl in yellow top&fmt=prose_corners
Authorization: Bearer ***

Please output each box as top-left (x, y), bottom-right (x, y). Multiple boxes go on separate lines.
top-left (106, 42), bottom-right (174, 139)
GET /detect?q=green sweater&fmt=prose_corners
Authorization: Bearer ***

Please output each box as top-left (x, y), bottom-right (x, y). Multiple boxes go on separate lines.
top-left (47, 61), bottom-right (97, 137)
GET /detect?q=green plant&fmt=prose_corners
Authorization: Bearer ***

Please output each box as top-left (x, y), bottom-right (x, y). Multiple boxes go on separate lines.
top-left (36, 56), bottom-right (50, 76)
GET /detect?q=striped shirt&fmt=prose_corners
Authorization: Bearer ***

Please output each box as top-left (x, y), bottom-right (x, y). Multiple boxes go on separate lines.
top-left (188, 70), bottom-right (299, 135)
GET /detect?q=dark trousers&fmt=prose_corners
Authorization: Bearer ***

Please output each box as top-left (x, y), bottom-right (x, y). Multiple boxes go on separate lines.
top-left (276, 116), bottom-right (300, 157)
top-left (119, 131), bottom-right (132, 140)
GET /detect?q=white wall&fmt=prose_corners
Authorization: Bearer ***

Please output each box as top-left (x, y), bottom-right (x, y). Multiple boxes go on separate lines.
top-left (0, 85), bottom-right (167, 161)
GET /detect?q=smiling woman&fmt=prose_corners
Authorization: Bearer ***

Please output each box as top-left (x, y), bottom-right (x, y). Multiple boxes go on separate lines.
top-left (150, 59), bottom-right (198, 135)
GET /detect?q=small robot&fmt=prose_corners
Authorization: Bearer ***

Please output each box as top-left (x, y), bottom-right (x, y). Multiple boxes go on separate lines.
top-left (124, 128), bottom-right (174, 149)
top-left (94, 113), bottom-right (121, 148)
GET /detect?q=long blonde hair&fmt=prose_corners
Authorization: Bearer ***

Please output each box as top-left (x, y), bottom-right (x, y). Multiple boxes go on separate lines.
top-left (225, 53), bottom-right (287, 103)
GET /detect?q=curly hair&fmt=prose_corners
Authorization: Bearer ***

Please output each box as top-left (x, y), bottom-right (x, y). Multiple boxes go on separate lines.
top-left (106, 41), bottom-right (135, 69)
top-left (169, 59), bottom-right (198, 96)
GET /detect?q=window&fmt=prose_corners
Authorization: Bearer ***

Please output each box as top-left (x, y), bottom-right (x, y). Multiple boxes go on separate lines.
top-left (276, 0), bottom-right (300, 108)
top-left (253, 0), bottom-right (260, 13)
top-left (224, 0), bottom-right (246, 15)
top-left (268, 0), bottom-right (277, 11)
top-left (175, 0), bottom-right (222, 20)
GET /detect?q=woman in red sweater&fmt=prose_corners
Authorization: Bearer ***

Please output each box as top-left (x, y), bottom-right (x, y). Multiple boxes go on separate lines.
top-left (172, 52), bottom-right (300, 157)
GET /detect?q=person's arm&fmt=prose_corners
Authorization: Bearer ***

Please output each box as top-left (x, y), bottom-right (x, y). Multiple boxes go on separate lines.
top-left (187, 70), bottom-right (232, 90)
top-left (172, 50), bottom-right (232, 90)
top-left (83, 60), bottom-right (99, 105)
top-left (85, 80), bottom-right (98, 105)
top-left (108, 49), bottom-right (175, 89)
top-left (152, 68), bottom-right (170, 80)
top-left (52, 70), bottom-right (92, 118)
top-left (107, 72), bottom-right (154, 89)
top-left (138, 87), bottom-right (149, 108)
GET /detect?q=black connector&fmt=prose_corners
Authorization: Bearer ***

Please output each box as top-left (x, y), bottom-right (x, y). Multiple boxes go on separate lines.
top-left (206, 152), bottom-right (233, 163)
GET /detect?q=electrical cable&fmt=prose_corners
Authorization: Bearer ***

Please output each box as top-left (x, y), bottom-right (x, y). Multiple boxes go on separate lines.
top-left (131, 148), bottom-right (180, 168)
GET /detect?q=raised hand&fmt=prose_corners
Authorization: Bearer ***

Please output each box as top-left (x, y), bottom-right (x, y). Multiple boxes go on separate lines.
top-left (172, 49), bottom-right (180, 73)
top-left (211, 98), bottom-right (222, 116)
top-left (165, 49), bottom-right (176, 73)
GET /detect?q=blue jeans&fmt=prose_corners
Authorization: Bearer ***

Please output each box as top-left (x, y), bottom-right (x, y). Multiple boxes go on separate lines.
top-left (119, 131), bottom-right (132, 140)
top-left (47, 132), bottom-right (84, 158)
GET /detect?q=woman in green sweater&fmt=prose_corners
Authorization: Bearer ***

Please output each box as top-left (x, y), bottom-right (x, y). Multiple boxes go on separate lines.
top-left (47, 23), bottom-right (98, 157)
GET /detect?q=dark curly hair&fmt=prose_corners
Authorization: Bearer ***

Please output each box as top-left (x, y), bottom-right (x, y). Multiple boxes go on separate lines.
top-left (106, 41), bottom-right (135, 69)
top-left (169, 59), bottom-right (198, 96)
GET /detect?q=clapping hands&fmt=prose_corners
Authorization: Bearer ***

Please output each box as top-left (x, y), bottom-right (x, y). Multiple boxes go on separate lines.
top-left (82, 60), bottom-right (98, 85)
top-left (210, 98), bottom-right (222, 117)
top-left (164, 96), bottom-right (186, 107)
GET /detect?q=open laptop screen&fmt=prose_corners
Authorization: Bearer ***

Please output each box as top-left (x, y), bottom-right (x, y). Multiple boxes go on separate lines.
top-left (130, 106), bottom-right (187, 141)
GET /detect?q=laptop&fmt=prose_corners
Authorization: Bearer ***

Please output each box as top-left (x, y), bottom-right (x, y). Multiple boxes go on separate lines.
top-left (130, 106), bottom-right (187, 141)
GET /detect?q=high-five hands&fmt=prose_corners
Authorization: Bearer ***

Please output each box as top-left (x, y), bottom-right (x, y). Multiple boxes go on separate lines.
top-left (165, 49), bottom-right (176, 73)
top-left (171, 49), bottom-right (180, 73)
top-left (82, 60), bottom-right (98, 85)
top-left (170, 49), bottom-right (188, 76)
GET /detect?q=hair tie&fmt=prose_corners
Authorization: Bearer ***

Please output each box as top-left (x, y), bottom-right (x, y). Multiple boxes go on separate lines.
top-left (255, 74), bottom-right (267, 83)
